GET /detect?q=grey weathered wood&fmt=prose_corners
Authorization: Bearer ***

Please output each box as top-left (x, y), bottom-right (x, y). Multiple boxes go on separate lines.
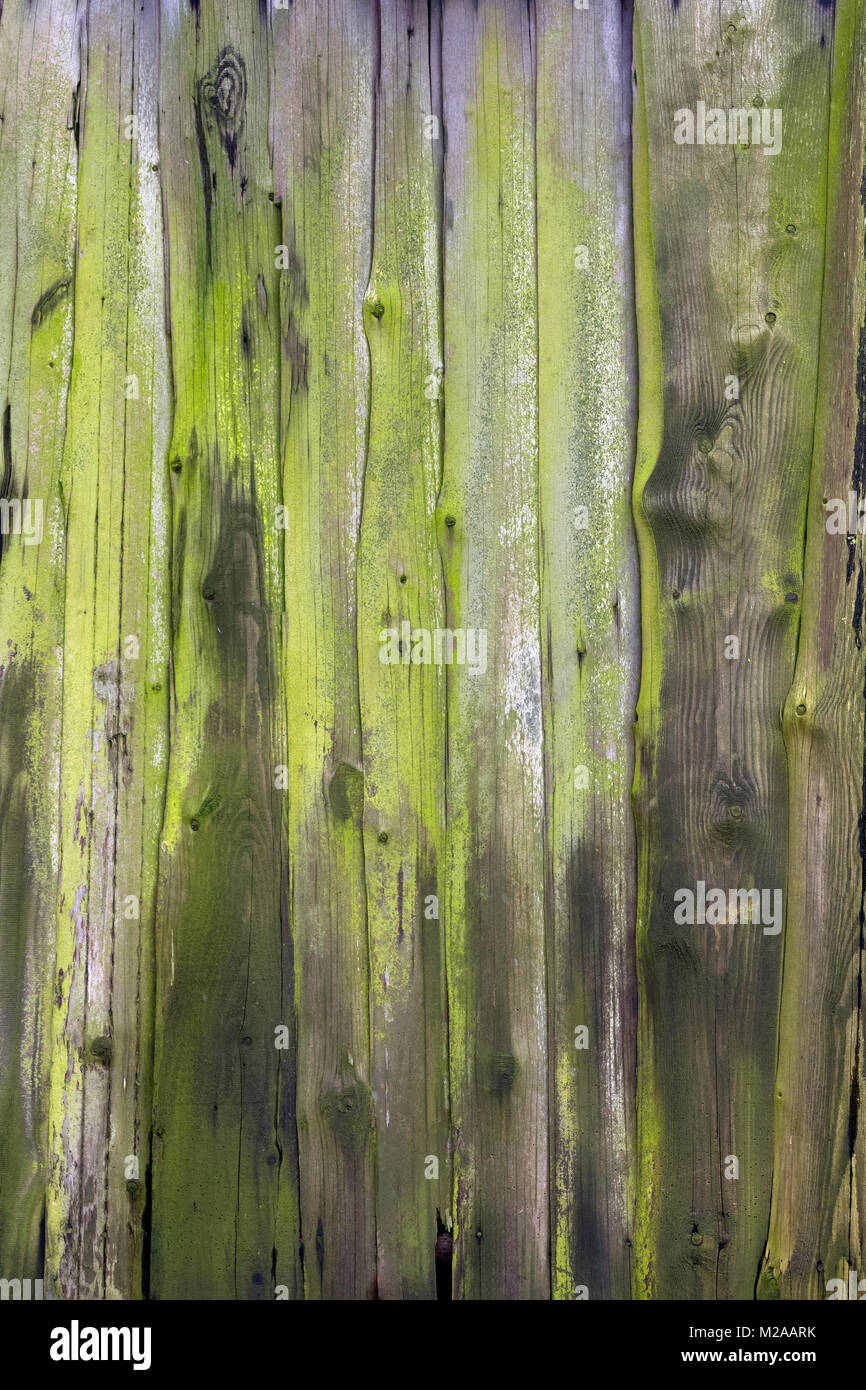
top-left (762, 0), bottom-right (866, 1301)
top-left (537, 0), bottom-right (639, 1301)
top-left (632, 0), bottom-right (832, 1298)
top-left (274, 0), bottom-right (378, 1299)
top-left (442, 0), bottom-right (549, 1299)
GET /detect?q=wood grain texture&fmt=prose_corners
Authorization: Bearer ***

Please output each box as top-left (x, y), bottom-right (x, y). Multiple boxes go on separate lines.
top-left (49, 0), bottom-right (169, 1300)
top-left (441, 0), bottom-right (548, 1300)
top-left (0, 0), bottom-right (79, 1288)
top-left (275, 0), bottom-right (377, 1300)
top-left (762, 0), bottom-right (866, 1301)
top-left (1, 0), bottom-right (864, 1304)
top-left (357, 0), bottom-right (450, 1299)
top-left (632, 0), bottom-right (833, 1299)
top-left (150, 0), bottom-right (299, 1299)
top-left (537, 0), bottom-right (639, 1301)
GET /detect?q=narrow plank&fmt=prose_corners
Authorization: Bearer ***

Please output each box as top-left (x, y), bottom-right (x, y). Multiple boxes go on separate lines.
top-left (274, 0), bottom-right (378, 1299)
top-left (356, 0), bottom-right (449, 1299)
top-left (536, 0), bottom-right (639, 1302)
top-left (104, 0), bottom-right (171, 1300)
top-left (0, 0), bottom-right (79, 1285)
top-left (150, 0), bottom-right (300, 1299)
top-left (45, 0), bottom-right (169, 1299)
top-left (441, 0), bottom-right (549, 1299)
top-left (632, 0), bottom-right (832, 1297)
top-left (761, 0), bottom-right (866, 1301)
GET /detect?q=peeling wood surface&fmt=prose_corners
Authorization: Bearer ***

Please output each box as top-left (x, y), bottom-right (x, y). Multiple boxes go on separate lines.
top-left (0, 0), bottom-right (863, 1302)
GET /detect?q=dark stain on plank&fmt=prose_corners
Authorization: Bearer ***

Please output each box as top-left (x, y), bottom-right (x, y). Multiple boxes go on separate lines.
top-left (280, 229), bottom-right (309, 392)
top-left (192, 92), bottom-right (213, 265)
top-left (1, 401), bottom-right (10, 491)
top-left (0, 404), bottom-right (11, 569)
top-left (30, 277), bottom-right (71, 331)
top-left (328, 762), bottom-right (364, 822)
top-left (199, 47), bottom-right (247, 171)
top-left (487, 1051), bottom-right (517, 1098)
top-left (435, 1209), bottom-right (453, 1300)
top-left (320, 1081), bottom-right (372, 1154)
top-left (315, 1216), bottom-right (324, 1289)
top-left (284, 314), bottom-right (308, 393)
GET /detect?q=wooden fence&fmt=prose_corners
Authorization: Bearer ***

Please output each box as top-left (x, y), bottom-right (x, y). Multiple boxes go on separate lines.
top-left (0, 0), bottom-right (864, 1300)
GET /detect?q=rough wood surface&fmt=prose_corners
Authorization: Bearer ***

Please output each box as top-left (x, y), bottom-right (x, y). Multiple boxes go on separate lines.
top-left (537, 0), bottom-right (638, 1302)
top-left (0, 0), bottom-right (79, 1286)
top-left (632, 0), bottom-right (835, 1299)
top-left (150, 0), bottom-right (298, 1298)
top-left (441, 0), bottom-right (549, 1300)
top-left (357, 0), bottom-right (449, 1300)
top-left (275, 0), bottom-right (376, 1301)
top-left (0, 0), bottom-right (863, 1303)
top-left (762, 0), bottom-right (866, 1301)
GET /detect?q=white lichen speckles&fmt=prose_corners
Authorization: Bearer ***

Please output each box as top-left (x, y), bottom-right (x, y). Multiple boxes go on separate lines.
top-left (503, 626), bottom-right (544, 817)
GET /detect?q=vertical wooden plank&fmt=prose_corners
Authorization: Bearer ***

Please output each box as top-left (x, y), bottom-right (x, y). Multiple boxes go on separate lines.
top-left (762, 0), bottom-right (866, 1301)
top-left (111, 0), bottom-right (172, 1301)
top-left (0, 0), bottom-right (79, 1283)
top-left (151, 0), bottom-right (300, 1299)
top-left (274, 0), bottom-right (377, 1299)
top-left (536, 0), bottom-right (639, 1302)
top-left (442, 0), bottom-right (548, 1299)
top-left (631, 0), bottom-right (832, 1297)
top-left (356, 0), bottom-right (449, 1299)
top-left (46, 0), bottom-right (169, 1298)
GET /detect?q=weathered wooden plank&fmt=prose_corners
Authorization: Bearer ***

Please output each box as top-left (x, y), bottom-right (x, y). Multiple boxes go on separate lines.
top-left (42, 0), bottom-right (169, 1299)
top-left (536, 0), bottom-right (639, 1302)
top-left (274, 0), bottom-right (377, 1299)
top-left (441, 0), bottom-right (548, 1299)
top-left (98, 0), bottom-right (171, 1300)
top-left (6, 0), bottom-right (866, 1307)
top-left (0, 0), bottom-right (79, 1286)
top-left (150, 0), bottom-right (300, 1299)
top-left (631, 0), bottom-right (832, 1298)
top-left (356, 0), bottom-right (450, 1299)
top-left (761, 0), bottom-right (866, 1301)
